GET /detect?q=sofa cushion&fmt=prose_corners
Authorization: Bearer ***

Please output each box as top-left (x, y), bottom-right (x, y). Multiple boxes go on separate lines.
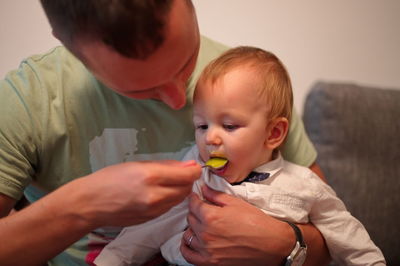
top-left (303, 82), bottom-right (400, 265)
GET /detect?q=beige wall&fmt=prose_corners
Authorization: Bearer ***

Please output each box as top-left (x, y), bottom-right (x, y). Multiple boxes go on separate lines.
top-left (1, 0), bottom-right (399, 113)
top-left (0, 1), bottom-right (60, 73)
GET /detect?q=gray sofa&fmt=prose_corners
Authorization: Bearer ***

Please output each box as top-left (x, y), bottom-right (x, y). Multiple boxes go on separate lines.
top-left (303, 82), bottom-right (400, 265)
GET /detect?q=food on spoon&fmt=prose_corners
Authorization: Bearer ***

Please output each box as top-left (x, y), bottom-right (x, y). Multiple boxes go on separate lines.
top-left (205, 157), bottom-right (228, 170)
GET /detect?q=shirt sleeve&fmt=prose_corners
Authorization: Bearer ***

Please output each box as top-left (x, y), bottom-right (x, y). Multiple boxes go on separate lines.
top-left (309, 175), bottom-right (386, 265)
top-left (281, 108), bottom-right (317, 167)
top-left (0, 61), bottom-right (42, 200)
top-left (95, 199), bottom-right (190, 266)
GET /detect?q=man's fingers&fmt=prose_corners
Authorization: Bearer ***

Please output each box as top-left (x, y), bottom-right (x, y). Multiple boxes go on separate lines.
top-left (145, 160), bottom-right (197, 167)
top-left (188, 193), bottom-right (207, 219)
top-left (182, 227), bottom-right (199, 250)
top-left (180, 236), bottom-right (206, 265)
top-left (157, 186), bottom-right (192, 204)
top-left (201, 185), bottom-right (234, 207)
top-left (181, 227), bottom-right (206, 265)
top-left (140, 160), bottom-right (201, 186)
top-left (187, 192), bottom-right (222, 230)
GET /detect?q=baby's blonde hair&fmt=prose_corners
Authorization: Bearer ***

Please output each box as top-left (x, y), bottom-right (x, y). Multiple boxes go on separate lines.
top-left (197, 46), bottom-right (293, 122)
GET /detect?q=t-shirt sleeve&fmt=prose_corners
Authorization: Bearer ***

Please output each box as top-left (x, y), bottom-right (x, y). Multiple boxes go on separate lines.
top-left (281, 108), bottom-right (317, 167)
top-left (0, 61), bottom-right (42, 200)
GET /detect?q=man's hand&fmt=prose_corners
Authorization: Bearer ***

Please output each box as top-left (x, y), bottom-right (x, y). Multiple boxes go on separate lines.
top-left (0, 160), bottom-right (201, 265)
top-left (180, 185), bottom-right (293, 266)
top-left (181, 185), bottom-right (330, 266)
top-left (73, 160), bottom-right (201, 228)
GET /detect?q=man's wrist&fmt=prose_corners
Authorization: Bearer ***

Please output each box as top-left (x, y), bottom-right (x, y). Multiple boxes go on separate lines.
top-left (292, 223), bottom-right (331, 265)
top-left (280, 219), bottom-right (298, 256)
top-left (264, 218), bottom-right (298, 264)
top-left (282, 221), bottom-right (307, 266)
top-left (49, 177), bottom-right (98, 231)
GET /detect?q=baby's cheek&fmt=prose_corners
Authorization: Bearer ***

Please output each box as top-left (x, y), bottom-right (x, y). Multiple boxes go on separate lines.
top-left (198, 147), bottom-right (209, 162)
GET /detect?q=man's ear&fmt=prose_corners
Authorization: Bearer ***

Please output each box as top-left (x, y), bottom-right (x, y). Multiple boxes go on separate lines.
top-left (265, 117), bottom-right (289, 150)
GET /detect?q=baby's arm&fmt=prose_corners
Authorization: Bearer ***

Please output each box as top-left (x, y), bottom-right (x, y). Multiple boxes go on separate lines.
top-left (309, 176), bottom-right (386, 265)
top-left (94, 199), bottom-right (189, 266)
top-left (161, 232), bottom-right (191, 265)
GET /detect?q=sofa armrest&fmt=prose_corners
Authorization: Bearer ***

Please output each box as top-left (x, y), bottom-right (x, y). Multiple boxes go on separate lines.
top-left (303, 81), bottom-right (400, 265)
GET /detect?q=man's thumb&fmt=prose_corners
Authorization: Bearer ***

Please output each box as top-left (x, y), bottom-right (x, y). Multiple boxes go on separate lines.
top-left (201, 185), bottom-right (232, 207)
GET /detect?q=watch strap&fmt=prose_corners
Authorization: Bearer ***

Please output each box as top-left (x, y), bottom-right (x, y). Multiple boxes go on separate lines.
top-left (285, 221), bottom-right (306, 248)
top-left (283, 221), bottom-right (308, 266)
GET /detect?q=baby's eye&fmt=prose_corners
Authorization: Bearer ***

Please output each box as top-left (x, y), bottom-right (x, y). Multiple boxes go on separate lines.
top-left (196, 124), bottom-right (208, 130)
top-left (223, 124), bottom-right (239, 131)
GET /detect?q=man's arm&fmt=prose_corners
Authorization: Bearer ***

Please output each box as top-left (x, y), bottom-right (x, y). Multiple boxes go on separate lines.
top-left (0, 188), bottom-right (94, 266)
top-left (309, 162), bottom-right (327, 183)
top-left (0, 160), bottom-right (201, 265)
top-left (182, 185), bottom-right (330, 266)
top-left (298, 222), bottom-right (330, 266)
top-left (0, 194), bottom-right (15, 217)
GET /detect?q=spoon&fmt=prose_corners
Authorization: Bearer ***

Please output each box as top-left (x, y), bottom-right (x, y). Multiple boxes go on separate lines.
top-left (202, 157), bottom-right (228, 170)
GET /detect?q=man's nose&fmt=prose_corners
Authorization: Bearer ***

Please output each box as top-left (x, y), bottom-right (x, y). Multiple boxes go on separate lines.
top-left (159, 81), bottom-right (187, 110)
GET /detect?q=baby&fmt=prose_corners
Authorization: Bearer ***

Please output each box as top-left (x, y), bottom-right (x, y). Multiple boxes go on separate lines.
top-left (95, 47), bottom-right (385, 266)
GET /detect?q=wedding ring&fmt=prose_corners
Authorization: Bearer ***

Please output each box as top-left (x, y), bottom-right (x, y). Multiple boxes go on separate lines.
top-left (187, 234), bottom-right (194, 248)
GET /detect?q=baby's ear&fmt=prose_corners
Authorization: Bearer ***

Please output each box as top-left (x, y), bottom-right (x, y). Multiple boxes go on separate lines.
top-left (265, 117), bottom-right (289, 150)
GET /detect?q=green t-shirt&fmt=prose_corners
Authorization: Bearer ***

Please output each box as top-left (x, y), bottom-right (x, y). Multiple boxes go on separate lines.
top-left (0, 36), bottom-right (316, 265)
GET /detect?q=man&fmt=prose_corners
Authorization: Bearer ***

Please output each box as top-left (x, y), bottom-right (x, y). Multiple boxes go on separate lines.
top-left (0, 0), bottom-right (329, 265)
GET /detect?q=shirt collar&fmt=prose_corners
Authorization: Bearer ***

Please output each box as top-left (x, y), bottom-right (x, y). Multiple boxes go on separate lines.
top-left (252, 151), bottom-right (284, 180)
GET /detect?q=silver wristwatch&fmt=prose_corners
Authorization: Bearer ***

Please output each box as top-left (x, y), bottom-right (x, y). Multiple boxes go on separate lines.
top-left (284, 221), bottom-right (307, 266)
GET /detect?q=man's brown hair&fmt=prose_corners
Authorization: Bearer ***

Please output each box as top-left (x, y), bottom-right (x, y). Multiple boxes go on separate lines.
top-left (40, 0), bottom-right (175, 59)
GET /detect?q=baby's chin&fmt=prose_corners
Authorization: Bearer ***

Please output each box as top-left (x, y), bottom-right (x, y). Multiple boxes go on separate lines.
top-left (226, 177), bottom-right (242, 184)
top-left (209, 162), bottom-right (228, 177)
top-left (208, 162), bottom-right (247, 184)
top-left (216, 172), bottom-right (245, 184)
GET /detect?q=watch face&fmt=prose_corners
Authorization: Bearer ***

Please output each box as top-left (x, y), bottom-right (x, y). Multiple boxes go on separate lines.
top-left (285, 242), bottom-right (307, 266)
top-left (284, 221), bottom-right (307, 266)
top-left (292, 248), bottom-right (307, 265)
